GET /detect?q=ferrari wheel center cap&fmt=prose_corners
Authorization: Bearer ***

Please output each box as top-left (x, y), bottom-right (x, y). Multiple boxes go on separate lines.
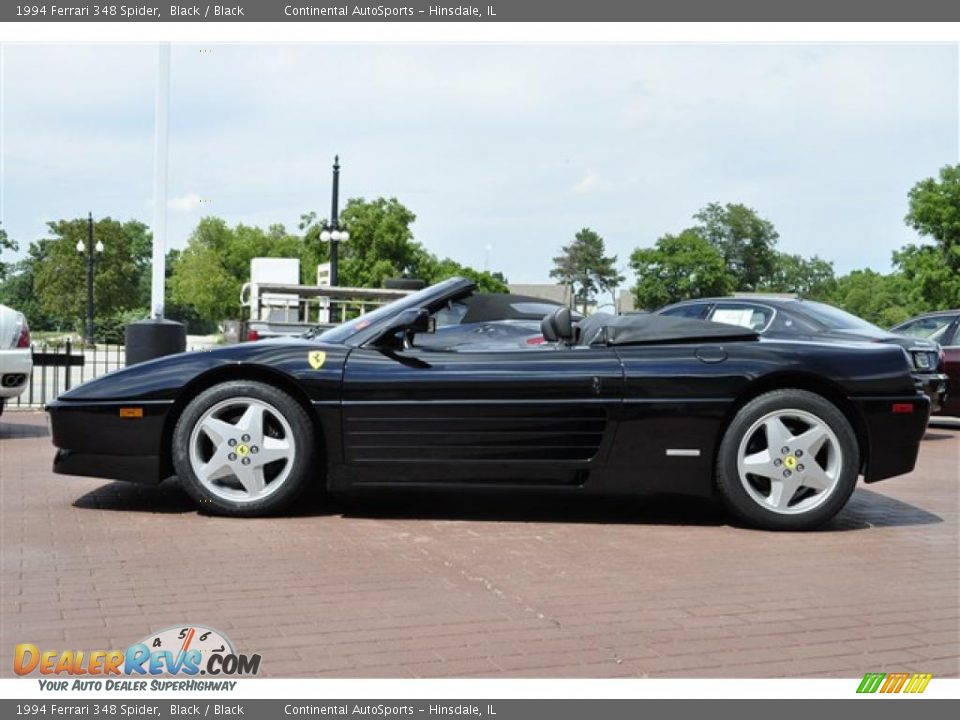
top-left (236, 444), bottom-right (250, 457)
top-left (784, 455), bottom-right (798, 470)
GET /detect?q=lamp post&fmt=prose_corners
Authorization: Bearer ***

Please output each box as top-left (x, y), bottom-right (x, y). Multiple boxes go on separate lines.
top-left (319, 155), bottom-right (350, 286)
top-left (76, 212), bottom-right (104, 346)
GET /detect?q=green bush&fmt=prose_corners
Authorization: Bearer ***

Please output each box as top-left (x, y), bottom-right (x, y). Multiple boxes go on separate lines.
top-left (94, 308), bottom-right (149, 345)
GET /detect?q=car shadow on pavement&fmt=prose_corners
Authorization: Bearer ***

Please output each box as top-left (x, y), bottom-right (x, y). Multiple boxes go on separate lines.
top-left (819, 488), bottom-right (943, 531)
top-left (73, 479), bottom-right (198, 514)
top-left (71, 480), bottom-right (942, 531)
top-left (0, 419), bottom-right (49, 439)
top-left (337, 491), bottom-right (728, 527)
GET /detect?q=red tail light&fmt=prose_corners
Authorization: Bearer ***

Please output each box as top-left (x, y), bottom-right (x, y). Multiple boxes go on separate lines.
top-left (891, 403), bottom-right (914, 414)
top-left (246, 329), bottom-right (260, 342)
top-left (15, 317), bottom-right (30, 348)
top-left (526, 335), bottom-right (546, 345)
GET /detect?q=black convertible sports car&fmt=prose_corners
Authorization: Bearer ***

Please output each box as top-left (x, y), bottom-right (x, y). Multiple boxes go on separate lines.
top-left (47, 278), bottom-right (930, 530)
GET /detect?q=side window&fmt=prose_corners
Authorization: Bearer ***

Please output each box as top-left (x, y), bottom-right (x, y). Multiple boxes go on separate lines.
top-left (660, 303), bottom-right (709, 319)
top-left (709, 303), bottom-right (773, 332)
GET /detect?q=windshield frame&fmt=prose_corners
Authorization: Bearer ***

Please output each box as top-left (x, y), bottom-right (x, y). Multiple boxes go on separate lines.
top-left (312, 277), bottom-right (476, 346)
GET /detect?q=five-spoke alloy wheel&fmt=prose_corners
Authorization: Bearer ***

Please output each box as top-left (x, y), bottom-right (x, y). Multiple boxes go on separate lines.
top-left (173, 380), bottom-right (315, 516)
top-left (716, 389), bottom-right (860, 530)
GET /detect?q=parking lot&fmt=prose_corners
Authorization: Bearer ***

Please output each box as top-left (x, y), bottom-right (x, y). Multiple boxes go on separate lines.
top-left (1, 411), bottom-right (957, 679)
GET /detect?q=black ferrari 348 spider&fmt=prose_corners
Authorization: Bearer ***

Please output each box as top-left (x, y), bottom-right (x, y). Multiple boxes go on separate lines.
top-left (47, 278), bottom-right (930, 529)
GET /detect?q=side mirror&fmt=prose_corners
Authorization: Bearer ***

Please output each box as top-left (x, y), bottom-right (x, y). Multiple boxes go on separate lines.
top-left (371, 308), bottom-right (435, 348)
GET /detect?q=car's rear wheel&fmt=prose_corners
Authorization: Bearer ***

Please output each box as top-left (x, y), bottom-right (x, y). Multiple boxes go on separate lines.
top-left (172, 380), bottom-right (315, 517)
top-left (716, 389), bottom-right (859, 530)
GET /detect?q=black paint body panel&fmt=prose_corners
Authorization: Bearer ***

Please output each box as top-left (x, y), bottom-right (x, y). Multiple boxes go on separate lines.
top-left (46, 324), bottom-right (928, 498)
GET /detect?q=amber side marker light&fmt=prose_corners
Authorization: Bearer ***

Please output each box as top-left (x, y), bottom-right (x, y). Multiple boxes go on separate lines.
top-left (891, 403), bottom-right (914, 414)
top-left (119, 408), bottom-right (144, 419)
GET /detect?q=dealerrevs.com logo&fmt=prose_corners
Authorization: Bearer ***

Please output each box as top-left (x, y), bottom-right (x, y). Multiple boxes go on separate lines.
top-left (14, 625), bottom-right (261, 689)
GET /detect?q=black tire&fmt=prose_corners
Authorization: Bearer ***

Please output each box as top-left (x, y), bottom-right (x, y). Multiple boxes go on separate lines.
top-left (172, 380), bottom-right (316, 517)
top-left (715, 389), bottom-right (860, 530)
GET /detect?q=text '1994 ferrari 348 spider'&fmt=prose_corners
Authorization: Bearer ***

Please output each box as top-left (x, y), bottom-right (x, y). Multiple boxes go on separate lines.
top-left (47, 278), bottom-right (930, 529)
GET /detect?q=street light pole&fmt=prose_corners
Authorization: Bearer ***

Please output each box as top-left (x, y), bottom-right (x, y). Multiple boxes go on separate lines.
top-left (319, 155), bottom-right (349, 287)
top-left (329, 156), bottom-right (340, 287)
top-left (77, 212), bottom-right (103, 347)
top-left (85, 212), bottom-right (94, 346)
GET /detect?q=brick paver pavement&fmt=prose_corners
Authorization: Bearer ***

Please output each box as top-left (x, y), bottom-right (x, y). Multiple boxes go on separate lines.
top-left (1, 411), bottom-right (957, 678)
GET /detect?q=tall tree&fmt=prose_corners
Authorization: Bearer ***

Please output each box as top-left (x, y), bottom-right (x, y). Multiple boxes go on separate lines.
top-left (0, 227), bottom-right (18, 282)
top-left (31, 217), bottom-right (152, 330)
top-left (630, 230), bottom-right (732, 310)
top-left (550, 228), bottom-right (624, 314)
top-left (693, 202), bottom-right (779, 291)
top-left (300, 197), bottom-right (508, 292)
top-left (829, 269), bottom-right (913, 328)
top-left (761, 252), bottom-right (836, 299)
top-left (168, 218), bottom-right (304, 322)
top-left (905, 164), bottom-right (960, 273)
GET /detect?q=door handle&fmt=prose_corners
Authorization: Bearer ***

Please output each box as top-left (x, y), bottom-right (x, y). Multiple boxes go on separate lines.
top-left (592, 376), bottom-right (602, 396)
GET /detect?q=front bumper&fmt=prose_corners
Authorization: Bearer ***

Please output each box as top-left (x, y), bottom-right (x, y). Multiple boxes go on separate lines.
top-left (46, 399), bottom-right (172, 484)
top-left (912, 372), bottom-right (949, 413)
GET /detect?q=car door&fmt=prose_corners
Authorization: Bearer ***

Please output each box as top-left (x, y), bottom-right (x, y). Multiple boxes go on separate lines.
top-left (337, 343), bottom-right (625, 487)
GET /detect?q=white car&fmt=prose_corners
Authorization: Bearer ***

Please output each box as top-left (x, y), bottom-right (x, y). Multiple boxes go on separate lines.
top-left (0, 304), bottom-right (32, 416)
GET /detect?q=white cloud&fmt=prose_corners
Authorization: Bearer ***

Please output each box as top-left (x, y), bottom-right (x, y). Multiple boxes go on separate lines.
top-left (573, 170), bottom-right (600, 195)
top-left (2, 43), bottom-right (956, 284)
top-left (168, 192), bottom-right (203, 213)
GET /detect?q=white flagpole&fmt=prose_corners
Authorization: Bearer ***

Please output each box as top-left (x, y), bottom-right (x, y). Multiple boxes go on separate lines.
top-left (150, 42), bottom-right (170, 319)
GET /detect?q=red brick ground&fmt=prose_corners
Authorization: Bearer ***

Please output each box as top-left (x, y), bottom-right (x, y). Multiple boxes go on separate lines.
top-left (1, 411), bottom-right (957, 678)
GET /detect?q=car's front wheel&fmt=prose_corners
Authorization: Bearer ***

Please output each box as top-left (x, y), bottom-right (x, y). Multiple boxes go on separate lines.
top-left (172, 380), bottom-right (315, 517)
top-left (716, 389), bottom-right (860, 530)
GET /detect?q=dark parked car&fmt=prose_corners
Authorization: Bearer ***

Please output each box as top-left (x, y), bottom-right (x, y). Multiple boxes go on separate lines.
top-left (657, 297), bottom-right (949, 413)
top-left (47, 278), bottom-right (930, 530)
top-left (891, 310), bottom-right (960, 417)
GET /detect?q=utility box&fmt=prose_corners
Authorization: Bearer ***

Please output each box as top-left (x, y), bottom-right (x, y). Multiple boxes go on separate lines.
top-left (250, 258), bottom-right (301, 323)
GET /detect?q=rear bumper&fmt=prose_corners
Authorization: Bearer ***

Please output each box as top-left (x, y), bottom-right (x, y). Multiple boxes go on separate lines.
top-left (46, 399), bottom-right (172, 484)
top-left (0, 348), bottom-right (32, 399)
top-left (852, 395), bottom-right (931, 483)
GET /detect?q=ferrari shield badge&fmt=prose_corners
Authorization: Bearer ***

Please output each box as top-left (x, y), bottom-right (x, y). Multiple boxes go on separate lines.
top-left (308, 351), bottom-right (326, 370)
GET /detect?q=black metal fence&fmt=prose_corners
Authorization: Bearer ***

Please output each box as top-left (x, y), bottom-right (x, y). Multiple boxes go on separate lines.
top-left (10, 341), bottom-right (127, 409)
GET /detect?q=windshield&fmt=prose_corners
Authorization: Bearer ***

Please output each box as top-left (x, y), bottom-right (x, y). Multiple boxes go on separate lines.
top-left (795, 301), bottom-right (883, 332)
top-left (313, 278), bottom-right (466, 344)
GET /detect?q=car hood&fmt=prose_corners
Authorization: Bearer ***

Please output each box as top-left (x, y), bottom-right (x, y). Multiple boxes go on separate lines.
top-left (55, 338), bottom-right (346, 402)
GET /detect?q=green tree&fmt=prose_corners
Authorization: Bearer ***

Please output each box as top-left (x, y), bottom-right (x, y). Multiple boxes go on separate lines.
top-left (414, 249), bottom-right (509, 293)
top-left (892, 243), bottom-right (960, 311)
top-left (169, 218), bottom-right (304, 322)
top-left (0, 243), bottom-right (58, 330)
top-left (550, 228), bottom-right (624, 314)
top-left (906, 164), bottom-right (960, 273)
top-left (693, 202), bottom-right (779, 291)
top-left (630, 230), bottom-right (733, 310)
top-left (0, 227), bottom-right (18, 282)
top-left (829, 269), bottom-right (912, 327)
top-left (30, 217), bottom-right (152, 330)
top-left (301, 198), bottom-right (508, 292)
top-left (761, 252), bottom-right (836, 299)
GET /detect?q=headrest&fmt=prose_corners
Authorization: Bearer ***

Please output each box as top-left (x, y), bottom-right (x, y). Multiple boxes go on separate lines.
top-left (541, 306), bottom-right (574, 344)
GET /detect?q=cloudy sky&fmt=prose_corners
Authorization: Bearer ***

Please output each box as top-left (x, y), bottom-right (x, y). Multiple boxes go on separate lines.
top-left (2, 43), bottom-right (957, 284)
